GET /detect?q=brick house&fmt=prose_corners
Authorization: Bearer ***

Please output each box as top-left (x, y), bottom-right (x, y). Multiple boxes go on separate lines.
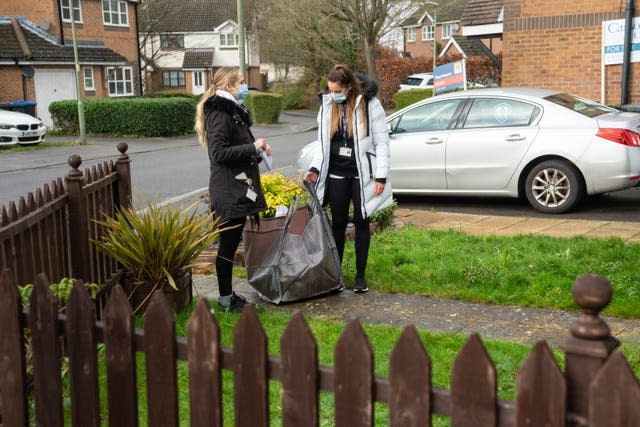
top-left (401, 0), bottom-right (467, 61)
top-left (0, 0), bottom-right (141, 126)
top-left (140, 0), bottom-right (262, 95)
top-left (501, 1), bottom-right (639, 106)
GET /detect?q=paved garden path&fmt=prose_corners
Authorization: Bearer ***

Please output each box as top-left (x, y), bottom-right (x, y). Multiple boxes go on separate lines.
top-left (193, 210), bottom-right (640, 348)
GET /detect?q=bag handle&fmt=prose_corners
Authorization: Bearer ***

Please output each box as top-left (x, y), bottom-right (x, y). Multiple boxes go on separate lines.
top-left (303, 181), bottom-right (322, 214)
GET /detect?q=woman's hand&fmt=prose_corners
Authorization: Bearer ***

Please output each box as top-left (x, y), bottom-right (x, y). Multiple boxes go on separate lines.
top-left (304, 171), bottom-right (318, 184)
top-left (254, 138), bottom-right (272, 156)
top-left (374, 182), bottom-right (385, 196)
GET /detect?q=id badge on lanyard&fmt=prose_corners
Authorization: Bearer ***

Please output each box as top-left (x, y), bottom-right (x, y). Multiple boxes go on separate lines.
top-left (339, 107), bottom-right (352, 157)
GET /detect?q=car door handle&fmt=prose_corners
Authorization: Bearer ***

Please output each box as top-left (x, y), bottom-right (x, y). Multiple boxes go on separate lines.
top-left (424, 138), bottom-right (444, 144)
top-left (505, 134), bottom-right (526, 141)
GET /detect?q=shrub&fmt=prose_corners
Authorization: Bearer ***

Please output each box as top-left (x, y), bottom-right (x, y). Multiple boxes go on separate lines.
top-left (245, 92), bottom-right (283, 124)
top-left (49, 97), bottom-right (197, 136)
top-left (259, 172), bottom-right (305, 218)
top-left (93, 200), bottom-right (224, 291)
top-left (393, 89), bottom-right (433, 110)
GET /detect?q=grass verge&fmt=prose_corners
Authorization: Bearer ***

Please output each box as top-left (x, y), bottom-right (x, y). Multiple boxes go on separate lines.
top-left (335, 225), bottom-right (640, 318)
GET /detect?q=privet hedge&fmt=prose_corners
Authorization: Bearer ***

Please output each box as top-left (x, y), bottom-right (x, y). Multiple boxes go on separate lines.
top-left (49, 98), bottom-right (196, 137)
top-left (245, 92), bottom-right (283, 124)
top-left (392, 89), bottom-right (433, 110)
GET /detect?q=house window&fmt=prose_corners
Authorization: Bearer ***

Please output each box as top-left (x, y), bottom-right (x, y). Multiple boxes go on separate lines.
top-left (407, 27), bottom-right (416, 42)
top-left (160, 34), bottom-right (185, 49)
top-left (106, 66), bottom-right (133, 96)
top-left (102, 0), bottom-right (128, 26)
top-left (83, 67), bottom-right (95, 91)
top-left (219, 32), bottom-right (239, 47)
top-left (422, 25), bottom-right (434, 41)
top-left (60, 0), bottom-right (82, 23)
top-left (163, 71), bottom-right (186, 87)
top-left (442, 23), bottom-right (455, 39)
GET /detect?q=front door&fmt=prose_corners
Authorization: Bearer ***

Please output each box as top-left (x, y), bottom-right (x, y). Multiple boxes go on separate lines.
top-left (192, 71), bottom-right (205, 95)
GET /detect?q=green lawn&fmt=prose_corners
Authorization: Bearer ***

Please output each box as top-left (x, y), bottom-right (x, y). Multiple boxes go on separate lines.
top-left (337, 225), bottom-right (640, 318)
top-left (114, 305), bottom-right (638, 426)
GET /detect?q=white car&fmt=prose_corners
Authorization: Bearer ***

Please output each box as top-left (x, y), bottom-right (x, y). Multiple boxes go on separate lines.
top-left (297, 88), bottom-right (640, 214)
top-left (399, 73), bottom-right (434, 91)
top-left (0, 109), bottom-right (46, 147)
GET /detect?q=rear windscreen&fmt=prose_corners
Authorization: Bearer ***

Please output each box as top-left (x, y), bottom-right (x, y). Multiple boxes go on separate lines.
top-left (544, 93), bottom-right (617, 118)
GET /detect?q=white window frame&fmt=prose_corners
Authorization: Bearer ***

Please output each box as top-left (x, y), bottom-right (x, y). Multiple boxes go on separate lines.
top-left (219, 32), bottom-right (239, 47)
top-left (162, 70), bottom-right (186, 88)
top-left (422, 25), bottom-right (434, 41)
top-left (407, 27), bottom-right (416, 42)
top-left (102, 0), bottom-right (129, 27)
top-left (60, 0), bottom-right (83, 24)
top-left (83, 67), bottom-right (95, 91)
top-left (106, 66), bottom-right (134, 97)
top-left (442, 23), bottom-right (455, 39)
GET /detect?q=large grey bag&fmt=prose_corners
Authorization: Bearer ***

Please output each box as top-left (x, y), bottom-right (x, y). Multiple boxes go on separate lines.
top-left (243, 183), bottom-right (343, 304)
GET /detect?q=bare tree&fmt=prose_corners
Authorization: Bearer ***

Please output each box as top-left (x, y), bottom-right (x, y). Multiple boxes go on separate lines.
top-left (138, 0), bottom-right (180, 76)
top-left (256, 0), bottom-right (360, 84)
top-left (322, 0), bottom-right (422, 83)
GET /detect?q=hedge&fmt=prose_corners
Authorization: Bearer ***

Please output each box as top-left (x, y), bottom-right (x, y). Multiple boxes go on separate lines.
top-left (49, 97), bottom-right (197, 137)
top-left (245, 92), bottom-right (283, 124)
top-left (392, 89), bottom-right (433, 110)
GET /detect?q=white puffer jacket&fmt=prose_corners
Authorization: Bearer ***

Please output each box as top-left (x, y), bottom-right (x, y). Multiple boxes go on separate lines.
top-left (309, 93), bottom-right (393, 219)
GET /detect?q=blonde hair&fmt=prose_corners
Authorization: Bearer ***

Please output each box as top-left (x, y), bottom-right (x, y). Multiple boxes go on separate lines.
top-left (195, 67), bottom-right (242, 147)
top-left (327, 65), bottom-right (366, 138)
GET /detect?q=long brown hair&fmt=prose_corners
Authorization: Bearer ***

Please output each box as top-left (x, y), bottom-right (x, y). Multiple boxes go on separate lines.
top-left (195, 67), bottom-right (242, 147)
top-left (327, 64), bottom-right (367, 137)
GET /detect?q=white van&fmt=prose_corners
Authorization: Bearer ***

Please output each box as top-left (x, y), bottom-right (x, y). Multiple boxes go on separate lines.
top-left (398, 73), bottom-right (434, 91)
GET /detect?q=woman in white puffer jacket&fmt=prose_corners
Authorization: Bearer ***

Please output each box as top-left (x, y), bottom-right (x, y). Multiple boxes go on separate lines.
top-left (304, 64), bottom-right (392, 293)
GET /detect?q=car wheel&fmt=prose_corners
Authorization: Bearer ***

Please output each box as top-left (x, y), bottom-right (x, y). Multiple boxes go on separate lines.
top-left (524, 160), bottom-right (583, 214)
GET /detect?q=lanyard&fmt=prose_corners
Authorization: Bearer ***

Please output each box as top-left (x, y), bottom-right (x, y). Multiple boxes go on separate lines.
top-left (340, 106), bottom-right (349, 147)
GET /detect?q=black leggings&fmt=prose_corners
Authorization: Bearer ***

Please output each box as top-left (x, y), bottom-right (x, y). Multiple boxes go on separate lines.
top-left (216, 216), bottom-right (246, 297)
top-left (327, 177), bottom-right (370, 279)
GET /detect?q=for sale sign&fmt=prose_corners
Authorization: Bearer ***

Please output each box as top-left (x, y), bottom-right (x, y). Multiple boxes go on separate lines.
top-left (433, 60), bottom-right (466, 95)
top-left (603, 18), bottom-right (640, 65)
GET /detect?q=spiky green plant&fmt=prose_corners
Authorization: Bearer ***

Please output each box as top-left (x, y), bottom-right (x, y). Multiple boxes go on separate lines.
top-left (93, 200), bottom-right (230, 290)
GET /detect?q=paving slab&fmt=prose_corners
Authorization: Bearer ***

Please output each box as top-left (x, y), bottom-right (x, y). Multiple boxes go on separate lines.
top-left (192, 274), bottom-right (640, 348)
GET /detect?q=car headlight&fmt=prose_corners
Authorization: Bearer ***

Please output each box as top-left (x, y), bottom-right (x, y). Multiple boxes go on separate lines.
top-left (0, 123), bottom-right (15, 130)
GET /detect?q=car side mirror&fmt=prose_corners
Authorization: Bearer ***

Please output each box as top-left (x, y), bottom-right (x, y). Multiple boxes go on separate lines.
top-left (387, 123), bottom-right (393, 135)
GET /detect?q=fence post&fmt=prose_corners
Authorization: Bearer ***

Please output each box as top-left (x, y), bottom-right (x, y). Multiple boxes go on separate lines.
top-left (116, 142), bottom-right (132, 210)
top-left (65, 154), bottom-right (91, 281)
top-left (561, 274), bottom-right (619, 425)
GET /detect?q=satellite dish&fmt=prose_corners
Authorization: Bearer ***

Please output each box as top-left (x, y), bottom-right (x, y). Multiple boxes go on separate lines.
top-left (39, 19), bottom-right (51, 30)
top-left (21, 66), bottom-right (35, 78)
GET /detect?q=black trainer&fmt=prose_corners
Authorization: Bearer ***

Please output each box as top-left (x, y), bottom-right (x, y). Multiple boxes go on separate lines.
top-left (219, 292), bottom-right (250, 312)
top-left (354, 277), bottom-right (368, 293)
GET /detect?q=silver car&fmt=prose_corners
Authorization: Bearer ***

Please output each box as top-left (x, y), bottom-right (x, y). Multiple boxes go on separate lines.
top-left (297, 88), bottom-right (640, 214)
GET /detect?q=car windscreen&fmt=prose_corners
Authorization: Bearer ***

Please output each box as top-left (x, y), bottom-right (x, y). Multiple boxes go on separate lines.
top-left (404, 77), bottom-right (423, 86)
top-left (544, 93), bottom-right (617, 118)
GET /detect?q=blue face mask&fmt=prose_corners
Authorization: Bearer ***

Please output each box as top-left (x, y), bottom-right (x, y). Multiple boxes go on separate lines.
top-left (237, 84), bottom-right (249, 100)
top-left (331, 92), bottom-right (347, 104)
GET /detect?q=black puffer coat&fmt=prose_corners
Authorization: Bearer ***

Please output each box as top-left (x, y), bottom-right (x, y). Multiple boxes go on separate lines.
top-left (204, 95), bottom-right (266, 220)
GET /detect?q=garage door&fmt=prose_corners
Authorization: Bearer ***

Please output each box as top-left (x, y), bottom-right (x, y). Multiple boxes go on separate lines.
top-left (34, 69), bottom-right (76, 127)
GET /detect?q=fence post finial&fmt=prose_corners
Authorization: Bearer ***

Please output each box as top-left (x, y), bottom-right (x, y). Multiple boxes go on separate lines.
top-left (65, 154), bottom-right (91, 281)
top-left (561, 273), bottom-right (620, 423)
top-left (116, 143), bottom-right (132, 211)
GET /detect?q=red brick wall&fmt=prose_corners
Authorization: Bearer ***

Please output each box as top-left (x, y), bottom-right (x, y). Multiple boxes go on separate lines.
top-left (1, 0), bottom-right (141, 96)
top-left (0, 67), bottom-right (34, 102)
top-left (503, 0), bottom-right (640, 105)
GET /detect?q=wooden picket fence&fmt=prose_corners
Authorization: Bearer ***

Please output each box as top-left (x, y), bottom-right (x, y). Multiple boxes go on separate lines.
top-left (1, 270), bottom-right (639, 426)
top-left (0, 143), bottom-right (132, 288)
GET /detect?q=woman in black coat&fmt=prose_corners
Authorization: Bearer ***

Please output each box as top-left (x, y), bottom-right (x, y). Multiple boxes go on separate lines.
top-left (195, 67), bottom-right (271, 312)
